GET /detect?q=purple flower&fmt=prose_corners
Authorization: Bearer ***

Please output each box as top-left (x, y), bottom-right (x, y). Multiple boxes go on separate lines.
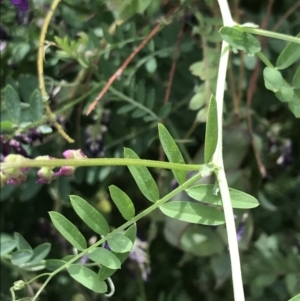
top-left (129, 237), bottom-right (150, 281)
top-left (236, 213), bottom-right (248, 242)
top-left (1, 0), bottom-right (29, 11)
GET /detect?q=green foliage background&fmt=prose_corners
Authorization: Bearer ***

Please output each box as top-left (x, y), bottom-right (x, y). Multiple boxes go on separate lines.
top-left (1, 0), bottom-right (300, 300)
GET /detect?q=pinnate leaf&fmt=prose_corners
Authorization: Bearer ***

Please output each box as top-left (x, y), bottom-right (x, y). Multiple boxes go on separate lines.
top-left (29, 243), bottom-right (51, 264)
top-left (219, 26), bottom-right (261, 55)
top-left (160, 201), bottom-right (225, 225)
top-left (263, 67), bottom-right (284, 93)
top-left (275, 86), bottom-right (294, 103)
top-left (0, 239), bottom-right (17, 256)
top-left (292, 66), bottom-right (300, 88)
top-left (68, 264), bottom-right (107, 293)
top-left (88, 247), bottom-right (121, 269)
top-left (98, 224), bottom-right (137, 280)
top-left (14, 232), bottom-right (32, 251)
top-left (46, 259), bottom-right (66, 271)
top-left (288, 294), bottom-right (300, 301)
top-left (158, 123), bottom-right (186, 184)
top-left (11, 249), bottom-right (33, 265)
top-left (124, 148), bottom-right (159, 202)
top-left (109, 185), bottom-right (135, 220)
top-left (276, 33), bottom-right (300, 70)
top-left (288, 95), bottom-right (300, 118)
top-left (204, 95), bottom-right (218, 163)
top-left (186, 184), bottom-right (259, 209)
top-left (49, 212), bottom-right (87, 251)
top-left (5, 84), bottom-right (21, 124)
top-left (107, 233), bottom-right (133, 253)
top-left (30, 89), bottom-right (44, 122)
top-left (70, 195), bottom-right (110, 235)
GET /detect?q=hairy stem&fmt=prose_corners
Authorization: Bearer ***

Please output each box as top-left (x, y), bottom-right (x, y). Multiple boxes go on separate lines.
top-left (1, 158), bottom-right (202, 171)
top-left (215, 1), bottom-right (245, 300)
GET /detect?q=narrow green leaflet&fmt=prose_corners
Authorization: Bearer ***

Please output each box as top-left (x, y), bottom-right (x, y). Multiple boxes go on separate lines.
top-left (88, 247), bottom-right (121, 269)
top-left (14, 232), bottom-right (32, 251)
top-left (263, 67), bottom-right (284, 93)
top-left (109, 185), bottom-right (135, 220)
top-left (189, 91), bottom-right (206, 110)
top-left (288, 95), bottom-right (300, 118)
top-left (292, 66), bottom-right (300, 88)
top-left (124, 148), bottom-right (159, 202)
top-left (68, 265), bottom-right (107, 293)
top-left (160, 201), bottom-right (225, 225)
top-left (158, 123), bottom-right (186, 184)
top-left (45, 259), bottom-right (67, 271)
top-left (49, 212), bottom-right (87, 251)
top-left (186, 184), bottom-right (259, 209)
top-left (70, 195), bottom-right (110, 235)
top-left (219, 26), bottom-right (261, 55)
top-left (0, 239), bottom-right (17, 256)
top-left (204, 95), bottom-right (218, 163)
top-left (107, 233), bottom-right (133, 253)
top-left (276, 33), bottom-right (300, 70)
top-left (4, 84), bottom-right (21, 124)
top-left (18, 261), bottom-right (46, 272)
top-left (28, 243), bottom-right (51, 264)
top-left (29, 89), bottom-right (44, 122)
top-left (11, 249), bottom-right (33, 265)
top-left (287, 294), bottom-right (300, 301)
top-left (275, 86), bottom-right (294, 103)
top-left (98, 224), bottom-right (137, 280)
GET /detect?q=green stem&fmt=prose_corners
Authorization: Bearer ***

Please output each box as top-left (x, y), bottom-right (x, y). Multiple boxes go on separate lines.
top-left (240, 27), bottom-right (300, 44)
top-left (31, 172), bottom-right (203, 301)
top-left (256, 52), bottom-right (273, 67)
top-left (215, 1), bottom-right (245, 301)
top-left (0, 158), bottom-right (202, 171)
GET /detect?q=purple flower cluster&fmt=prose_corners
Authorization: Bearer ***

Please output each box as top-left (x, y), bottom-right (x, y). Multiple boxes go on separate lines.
top-left (129, 237), bottom-right (151, 281)
top-left (85, 109), bottom-right (111, 158)
top-left (0, 149), bottom-right (87, 187)
top-left (1, 129), bottom-right (43, 161)
top-left (0, 0), bottom-right (29, 11)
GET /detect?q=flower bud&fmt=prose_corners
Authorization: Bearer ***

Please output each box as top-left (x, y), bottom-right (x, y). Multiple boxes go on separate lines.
top-left (55, 166), bottom-right (75, 177)
top-left (63, 149), bottom-right (87, 159)
top-left (35, 156), bottom-right (56, 184)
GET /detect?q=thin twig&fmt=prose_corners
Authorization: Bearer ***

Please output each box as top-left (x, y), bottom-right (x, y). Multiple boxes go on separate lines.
top-left (86, 9), bottom-right (178, 115)
top-left (86, 25), bottom-right (162, 115)
top-left (272, 0), bottom-right (300, 32)
top-left (37, 0), bottom-right (74, 143)
top-left (164, 21), bottom-right (185, 105)
top-left (246, 0), bottom-right (274, 178)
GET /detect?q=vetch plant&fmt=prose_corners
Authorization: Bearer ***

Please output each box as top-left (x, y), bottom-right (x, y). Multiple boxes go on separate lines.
top-left (1, 123), bottom-right (260, 301)
top-left (1, 0), bottom-right (300, 301)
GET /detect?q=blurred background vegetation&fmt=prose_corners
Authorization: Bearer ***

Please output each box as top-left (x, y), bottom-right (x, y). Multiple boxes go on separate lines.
top-left (1, 0), bottom-right (300, 300)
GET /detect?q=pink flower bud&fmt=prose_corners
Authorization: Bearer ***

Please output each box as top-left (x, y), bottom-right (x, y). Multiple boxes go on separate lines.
top-left (63, 149), bottom-right (87, 159)
top-left (55, 166), bottom-right (75, 177)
